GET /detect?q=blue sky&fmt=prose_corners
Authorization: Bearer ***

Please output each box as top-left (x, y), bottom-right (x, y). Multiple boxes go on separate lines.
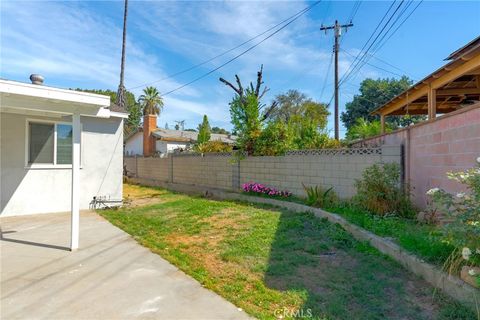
top-left (1, 1), bottom-right (479, 136)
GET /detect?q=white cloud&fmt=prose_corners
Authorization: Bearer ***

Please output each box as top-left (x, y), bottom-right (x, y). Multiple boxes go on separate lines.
top-left (1, 0), bottom-right (381, 136)
top-left (0, 1), bottom-right (197, 97)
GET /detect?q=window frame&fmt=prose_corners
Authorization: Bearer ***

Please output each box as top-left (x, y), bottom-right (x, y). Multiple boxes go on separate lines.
top-left (25, 118), bottom-right (82, 169)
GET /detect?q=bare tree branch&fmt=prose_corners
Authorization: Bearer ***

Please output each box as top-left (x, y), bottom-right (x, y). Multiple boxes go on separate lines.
top-left (234, 75), bottom-right (243, 97)
top-left (261, 101), bottom-right (277, 122)
top-left (255, 64), bottom-right (264, 97)
top-left (219, 77), bottom-right (241, 95)
top-left (258, 86), bottom-right (269, 100)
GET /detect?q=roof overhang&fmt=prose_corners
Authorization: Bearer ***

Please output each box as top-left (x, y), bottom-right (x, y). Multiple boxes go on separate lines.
top-left (371, 38), bottom-right (480, 117)
top-left (0, 79), bottom-right (127, 119)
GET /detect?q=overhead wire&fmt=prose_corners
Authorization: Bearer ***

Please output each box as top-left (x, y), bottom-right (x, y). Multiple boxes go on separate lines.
top-left (341, 0), bottom-right (423, 86)
top-left (128, 1), bottom-right (321, 91)
top-left (340, 0), bottom-right (406, 85)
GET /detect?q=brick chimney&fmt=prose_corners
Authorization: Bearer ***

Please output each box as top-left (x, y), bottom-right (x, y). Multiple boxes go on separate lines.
top-left (143, 114), bottom-right (157, 156)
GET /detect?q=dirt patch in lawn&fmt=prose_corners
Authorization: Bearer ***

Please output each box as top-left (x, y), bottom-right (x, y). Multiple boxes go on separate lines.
top-left (123, 183), bottom-right (170, 207)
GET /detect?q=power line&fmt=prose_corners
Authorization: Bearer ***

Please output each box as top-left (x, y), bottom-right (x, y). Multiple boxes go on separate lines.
top-left (347, 1), bottom-right (362, 23)
top-left (340, 0), bottom-right (406, 85)
top-left (341, 48), bottom-right (406, 79)
top-left (373, 0), bottom-right (423, 54)
top-left (340, 0), bottom-right (422, 85)
top-left (159, 1), bottom-right (322, 97)
top-left (128, 1), bottom-right (320, 91)
top-left (320, 37), bottom-right (334, 100)
top-left (338, 0), bottom-right (397, 86)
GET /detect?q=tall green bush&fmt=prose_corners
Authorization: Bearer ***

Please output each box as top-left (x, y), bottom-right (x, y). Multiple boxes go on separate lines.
top-left (197, 115), bottom-right (211, 145)
top-left (354, 163), bottom-right (415, 218)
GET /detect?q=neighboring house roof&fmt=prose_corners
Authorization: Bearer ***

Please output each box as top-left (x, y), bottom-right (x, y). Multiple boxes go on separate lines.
top-left (152, 128), bottom-right (237, 144)
top-left (125, 127), bottom-right (237, 144)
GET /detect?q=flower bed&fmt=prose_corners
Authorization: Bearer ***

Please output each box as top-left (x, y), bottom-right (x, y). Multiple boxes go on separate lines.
top-left (242, 182), bottom-right (292, 198)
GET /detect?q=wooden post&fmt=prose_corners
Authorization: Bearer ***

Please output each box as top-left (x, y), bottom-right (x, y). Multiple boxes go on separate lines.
top-left (428, 87), bottom-right (437, 121)
top-left (70, 113), bottom-right (81, 251)
top-left (380, 114), bottom-right (386, 134)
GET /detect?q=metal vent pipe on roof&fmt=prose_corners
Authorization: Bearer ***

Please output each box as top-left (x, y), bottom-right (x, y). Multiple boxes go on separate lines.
top-left (30, 74), bottom-right (44, 85)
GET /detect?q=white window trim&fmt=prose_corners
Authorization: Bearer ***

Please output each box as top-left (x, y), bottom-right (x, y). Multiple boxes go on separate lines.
top-left (25, 118), bottom-right (83, 169)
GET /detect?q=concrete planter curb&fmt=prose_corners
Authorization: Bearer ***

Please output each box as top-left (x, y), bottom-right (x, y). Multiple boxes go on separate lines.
top-left (127, 177), bottom-right (479, 311)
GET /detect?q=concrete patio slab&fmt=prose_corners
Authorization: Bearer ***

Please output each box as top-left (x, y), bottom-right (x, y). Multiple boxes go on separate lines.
top-left (0, 211), bottom-right (250, 320)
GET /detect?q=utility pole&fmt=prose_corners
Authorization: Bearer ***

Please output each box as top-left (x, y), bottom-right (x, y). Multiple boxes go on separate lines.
top-left (116, 0), bottom-right (128, 110)
top-left (320, 20), bottom-right (353, 140)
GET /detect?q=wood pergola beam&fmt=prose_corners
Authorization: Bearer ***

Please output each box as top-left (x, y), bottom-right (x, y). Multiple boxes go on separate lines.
top-left (436, 87), bottom-right (480, 95)
top-left (388, 107), bottom-right (458, 115)
top-left (428, 87), bottom-right (437, 120)
top-left (377, 54), bottom-right (480, 116)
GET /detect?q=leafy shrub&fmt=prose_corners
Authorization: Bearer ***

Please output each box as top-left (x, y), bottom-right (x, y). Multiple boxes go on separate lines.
top-left (195, 140), bottom-right (233, 153)
top-left (346, 118), bottom-right (392, 141)
top-left (242, 182), bottom-right (292, 198)
top-left (354, 163), bottom-right (415, 218)
top-left (254, 121), bottom-right (292, 156)
top-left (427, 159), bottom-right (480, 275)
top-left (302, 183), bottom-right (337, 208)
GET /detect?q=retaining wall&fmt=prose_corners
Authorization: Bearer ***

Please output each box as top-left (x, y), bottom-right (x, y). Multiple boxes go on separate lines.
top-left (125, 146), bottom-right (402, 199)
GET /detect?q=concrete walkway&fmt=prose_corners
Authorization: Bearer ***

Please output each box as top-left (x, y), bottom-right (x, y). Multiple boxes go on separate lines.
top-left (1, 211), bottom-right (250, 320)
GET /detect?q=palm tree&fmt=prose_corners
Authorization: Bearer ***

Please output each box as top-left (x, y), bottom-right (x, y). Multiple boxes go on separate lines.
top-left (139, 86), bottom-right (164, 115)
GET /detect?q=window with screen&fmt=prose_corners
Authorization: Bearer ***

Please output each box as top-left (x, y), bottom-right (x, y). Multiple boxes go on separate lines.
top-left (56, 124), bottom-right (73, 164)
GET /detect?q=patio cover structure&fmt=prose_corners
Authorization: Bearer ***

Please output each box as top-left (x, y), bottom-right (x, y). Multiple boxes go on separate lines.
top-left (0, 79), bottom-right (124, 250)
top-left (372, 36), bottom-right (480, 132)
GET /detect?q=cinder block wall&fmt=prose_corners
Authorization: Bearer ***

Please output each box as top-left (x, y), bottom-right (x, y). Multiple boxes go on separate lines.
top-left (125, 146), bottom-right (401, 199)
top-left (173, 155), bottom-right (233, 190)
top-left (137, 157), bottom-right (170, 182)
top-left (350, 104), bottom-right (480, 208)
top-left (409, 107), bottom-right (480, 207)
top-left (240, 147), bottom-right (400, 198)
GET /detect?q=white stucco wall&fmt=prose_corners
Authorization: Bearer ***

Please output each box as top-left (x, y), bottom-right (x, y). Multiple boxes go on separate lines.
top-left (124, 132), bottom-right (143, 156)
top-left (0, 112), bottom-right (123, 216)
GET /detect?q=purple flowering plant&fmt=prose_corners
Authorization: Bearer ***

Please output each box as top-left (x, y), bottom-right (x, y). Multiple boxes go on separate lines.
top-left (242, 182), bottom-right (292, 198)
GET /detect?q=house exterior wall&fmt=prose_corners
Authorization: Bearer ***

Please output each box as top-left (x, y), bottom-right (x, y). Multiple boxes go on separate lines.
top-left (124, 132), bottom-right (143, 156)
top-left (156, 140), bottom-right (189, 155)
top-left (1, 112), bottom-right (123, 216)
top-left (125, 146), bottom-right (401, 199)
top-left (351, 104), bottom-right (480, 208)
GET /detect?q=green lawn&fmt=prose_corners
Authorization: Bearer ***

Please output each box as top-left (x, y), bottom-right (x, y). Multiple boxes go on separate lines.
top-left (100, 184), bottom-right (475, 320)
top-left (325, 203), bottom-right (454, 266)
top-left (246, 191), bottom-right (454, 267)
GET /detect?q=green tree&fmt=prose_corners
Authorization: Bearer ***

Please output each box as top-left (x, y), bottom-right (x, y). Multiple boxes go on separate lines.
top-left (139, 86), bottom-right (164, 115)
top-left (74, 88), bottom-right (140, 135)
top-left (346, 118), bottom-right (393, 141)
top-left (340, 76), bottom-right (424, 130)
top-left (268, 89), bottom-right (330, 130)
top-left (229, 91), bottom-right (263, 155)
top-left (211, 127), bottom-right (230, 135)
top-left (220, 65), bottom-right (276, 155)
top-left (255, 120), bottom-right (293, 156)
top-left (197, 115), bottom-right (211, 145)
